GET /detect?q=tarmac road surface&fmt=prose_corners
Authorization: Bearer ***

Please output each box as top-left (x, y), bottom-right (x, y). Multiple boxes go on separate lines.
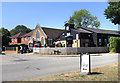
top-left (1, 53), bottom-right (119, 81)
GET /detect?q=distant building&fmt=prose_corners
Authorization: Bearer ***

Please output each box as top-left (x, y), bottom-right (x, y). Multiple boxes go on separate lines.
top-left (28, 24), bottom-right (64, 47)
top-left (9, 24), bottom-right (64, 48)
top-left (9, 23), bottom-right (120, 48)
top-left (58, 23), bottom-right (120, 47)
top-left (9, 32), bottom-right (25, 45)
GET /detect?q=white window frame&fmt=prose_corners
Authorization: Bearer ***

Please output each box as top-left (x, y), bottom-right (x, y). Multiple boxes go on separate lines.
top-left (15, 38), bottom-right (16, 42)
top-left (36, 30), bottom-right (40, 41)
top-left (25, 37), bottom-right (28, 41)
top-left (12, 38), bottom-right (14, 42)
top-left (41, 36), bottom-right (44, 46)
top-left (48, 39), bottom-right (52, 45)
top-left (22, 37), bottom-right (24, 41)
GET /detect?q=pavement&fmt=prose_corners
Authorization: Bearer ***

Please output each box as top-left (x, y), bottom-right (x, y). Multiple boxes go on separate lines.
top-left (0, 53), bottom-right (119, 81)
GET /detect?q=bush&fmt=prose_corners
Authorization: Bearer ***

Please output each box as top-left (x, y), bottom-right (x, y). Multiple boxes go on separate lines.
top-left (109, 37), bottom-right (120, 53)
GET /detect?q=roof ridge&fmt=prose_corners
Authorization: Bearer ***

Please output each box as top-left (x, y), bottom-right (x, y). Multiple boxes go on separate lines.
top-left (80, 27), bottom-right (118, 32)
top-left (41, 27), bottom-right (64, 31)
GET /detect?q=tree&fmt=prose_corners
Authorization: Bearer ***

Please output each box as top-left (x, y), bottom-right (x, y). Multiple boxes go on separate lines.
top-left (65, 9), bottom-right (100, 28)
top-left (104, 1), bottom-right (120, 25)
top-left (0, 28), bottom-right (11, 47)
top-left (10, 25), bottom-right (32, 36)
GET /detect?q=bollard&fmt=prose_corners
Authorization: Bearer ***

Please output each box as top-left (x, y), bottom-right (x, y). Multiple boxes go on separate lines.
top-left (16, 47), bottom-right (18, 54)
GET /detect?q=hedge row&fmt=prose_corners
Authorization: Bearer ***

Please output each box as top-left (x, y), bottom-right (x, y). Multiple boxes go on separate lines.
top-left (109, 37), bottom-right (120, 53)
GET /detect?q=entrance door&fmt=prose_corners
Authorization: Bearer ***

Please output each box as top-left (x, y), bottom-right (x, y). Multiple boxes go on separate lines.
top-left (66, 36), bottom-right (73, 47)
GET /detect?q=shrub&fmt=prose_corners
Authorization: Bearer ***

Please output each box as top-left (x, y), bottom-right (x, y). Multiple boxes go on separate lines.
top-left (109, 37), bottom-right (120, 53)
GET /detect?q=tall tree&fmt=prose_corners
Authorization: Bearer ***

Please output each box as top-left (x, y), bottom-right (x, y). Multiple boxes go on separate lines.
top-left (65, 9), bottom-right (100, 28)
top-left (104, 1), bottom-right (120, 25)
top-left (10, 25), bottom-right (32, 36)
top-left (0, 28), bottom-right (11, 47)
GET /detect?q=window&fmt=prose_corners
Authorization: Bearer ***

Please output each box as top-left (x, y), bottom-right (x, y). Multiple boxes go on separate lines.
top-left (25, 37), bottom-right (28, 41)
top-left (22, 37), bottom-right (24, 41)
top-left (76, 34), bottom-right (79, 40)
top-left (12, 38), bottom-right (14, 42)
top-left (85, 39), bottom-right (89, 43)
top-left (41, 37), bottom-right (44, 46)
top-left (36, 30), bottom-right (40, 40)
top-left (88, 35), bottom-right (90, 37)
top-left (15, 38), bottom-right (16, 42)
top-left (104, 39), bottom-right (107, 46)
top-left (67, 33), bottom-right (70, 36)
top-left (99, 38), bottom-right (102, 45)
top-left (66, 26), bottom-right (69, 30)
top-left (48, 39), bottom-right (52, 45)
top-left (75, 40), bottom-right (77, 43)
top-left (108, 36), bottom-right (110, 43)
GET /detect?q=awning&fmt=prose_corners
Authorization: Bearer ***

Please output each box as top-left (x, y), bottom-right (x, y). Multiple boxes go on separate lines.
top-left (55, 41), bottom-right (61, 44)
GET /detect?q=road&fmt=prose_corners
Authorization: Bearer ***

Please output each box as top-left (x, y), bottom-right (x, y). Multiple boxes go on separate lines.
top-left (1, 53), bottom-right (119, 81)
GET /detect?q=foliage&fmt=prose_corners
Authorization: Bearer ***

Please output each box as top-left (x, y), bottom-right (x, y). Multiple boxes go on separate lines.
top-left (0, 27), bottom-right (11, 47)
top-left (109, 37), bottom-right (120, 53)
top-left (65, 9), bottom-right (100, 28)
top-left (104, 1), bottom-right (120, 25)
top-left (10, 25), bottom-right (32, 36)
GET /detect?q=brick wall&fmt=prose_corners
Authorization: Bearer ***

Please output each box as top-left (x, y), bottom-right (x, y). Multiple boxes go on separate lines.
top-left (21, 37), bottom-right (30, 44)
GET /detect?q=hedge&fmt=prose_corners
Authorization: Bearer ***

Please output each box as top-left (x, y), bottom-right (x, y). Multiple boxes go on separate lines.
top-left (109, 37), bottom-right (120, 53)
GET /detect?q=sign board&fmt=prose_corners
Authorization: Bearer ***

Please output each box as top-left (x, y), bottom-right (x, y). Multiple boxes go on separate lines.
top-left (80, 54), bottom-right (90, 74)
top-left (33, 48), bottom-right (39, 53)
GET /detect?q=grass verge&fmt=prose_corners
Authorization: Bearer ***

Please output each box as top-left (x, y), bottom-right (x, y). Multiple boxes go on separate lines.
top-left (23, 63), bottom-right (118, 81)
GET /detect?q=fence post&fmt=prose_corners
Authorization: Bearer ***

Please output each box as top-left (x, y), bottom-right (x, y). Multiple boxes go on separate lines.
top-left (16, 47), bottom-right (18, 54)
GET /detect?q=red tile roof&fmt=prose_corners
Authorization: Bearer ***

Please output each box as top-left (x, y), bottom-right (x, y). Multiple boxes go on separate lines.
top-left (10, 26), bottom-right (65, 40)
top-left (22, 31), bottom-right (33, 37)
top-left (10, 32), bottom-right (25, 38)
